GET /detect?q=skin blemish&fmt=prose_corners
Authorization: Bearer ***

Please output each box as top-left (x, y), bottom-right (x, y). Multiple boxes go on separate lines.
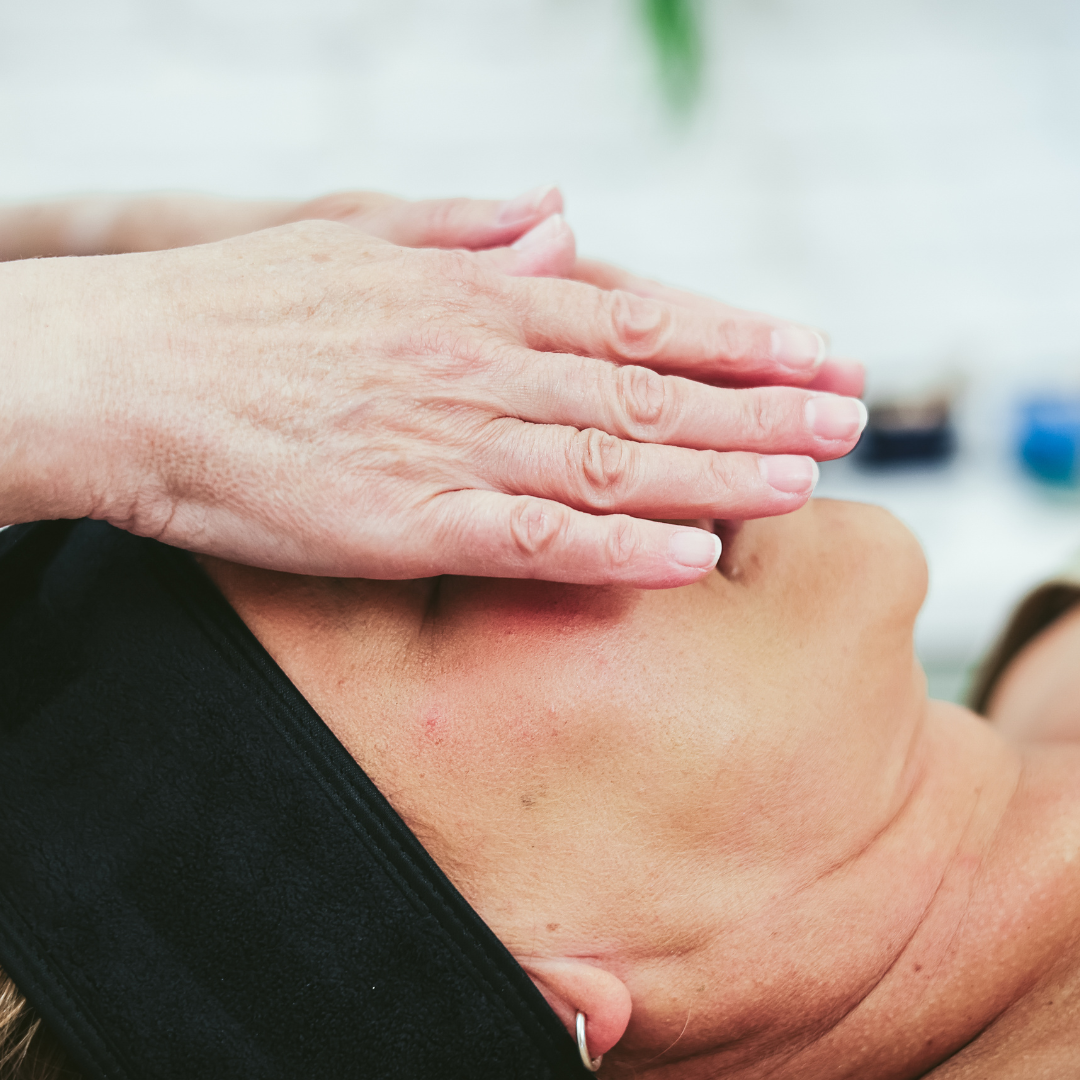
top-left (310, 253), bottom-right (332, 263)
top-left (420, 706), bottom-right (444, 746)
top-left (546, 923), bottom-right (560, 932)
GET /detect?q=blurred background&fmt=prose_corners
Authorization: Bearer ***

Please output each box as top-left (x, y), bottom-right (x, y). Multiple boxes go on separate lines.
top-left (3, 0), bottom-right (1080, 699)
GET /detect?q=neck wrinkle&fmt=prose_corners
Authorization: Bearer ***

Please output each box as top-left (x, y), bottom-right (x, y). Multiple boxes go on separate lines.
top-left (783, 711), bottom-right (1029, 1080)
top-left (626, 708), bottom-right (1030, 1080)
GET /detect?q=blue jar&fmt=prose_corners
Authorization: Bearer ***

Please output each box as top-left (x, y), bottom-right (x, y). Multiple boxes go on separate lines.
top-left (1018, 397), bottom-right (1080, 485)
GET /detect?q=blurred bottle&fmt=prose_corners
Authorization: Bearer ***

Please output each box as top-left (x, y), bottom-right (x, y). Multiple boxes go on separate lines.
top-left (857, 386), bottom-right (958, 467)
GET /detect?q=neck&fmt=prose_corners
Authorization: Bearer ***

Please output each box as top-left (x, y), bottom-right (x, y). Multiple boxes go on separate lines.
top-left (642, 703), bottom-right (1080, 1080)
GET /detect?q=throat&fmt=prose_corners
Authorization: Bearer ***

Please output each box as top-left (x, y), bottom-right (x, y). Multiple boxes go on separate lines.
top-left (760, 705), bottom-right (1075, 1080)
top-left (646, 703), bottom-right (1033, 1080)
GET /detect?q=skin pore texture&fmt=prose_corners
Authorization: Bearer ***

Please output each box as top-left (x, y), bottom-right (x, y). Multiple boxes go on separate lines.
top-left (203, 498), bottom-right (1080, 1079)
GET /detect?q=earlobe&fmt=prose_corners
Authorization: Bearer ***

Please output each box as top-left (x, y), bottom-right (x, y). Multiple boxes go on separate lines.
top-left (516, 956), bottom-right (632, 1056)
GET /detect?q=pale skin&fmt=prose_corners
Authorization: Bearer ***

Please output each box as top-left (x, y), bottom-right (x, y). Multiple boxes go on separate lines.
top-left (0, 188), bottom-right (866, 587)
top-left (200, 499), bottom-right (1080, 1078)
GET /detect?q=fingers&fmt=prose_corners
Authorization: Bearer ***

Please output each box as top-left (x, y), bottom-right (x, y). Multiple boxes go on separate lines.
top-left (470, 214), bottom-right (577, 279)
top-left (804, 359), bottom-right (866, 398)
top-left (494, 352), bottom-right (867, 460)
top-left (570, 257), bottom-right (855, 391)
top-left (508, 275), bottom-right (827, 386)
top-left (422, 489), bottom-right (723, 589)
top-left (482, 419), bottom-right (819, 520)
top-left (349, 185), bottom-right (564, 250)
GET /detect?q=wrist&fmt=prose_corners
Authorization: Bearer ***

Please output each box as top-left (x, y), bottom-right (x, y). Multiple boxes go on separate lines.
top-left (0, 257), bottom-right (107, 524)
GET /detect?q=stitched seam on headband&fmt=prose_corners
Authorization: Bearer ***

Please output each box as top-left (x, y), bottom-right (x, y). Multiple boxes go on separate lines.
top-left (145, 539), bottom-right (584, 1075)
top-left (0, 890), bottom-right (133, 1080)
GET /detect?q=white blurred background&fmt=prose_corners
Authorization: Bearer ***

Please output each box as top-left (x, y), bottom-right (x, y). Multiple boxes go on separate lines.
top-left (3, 0), bottom-right (1080, 698)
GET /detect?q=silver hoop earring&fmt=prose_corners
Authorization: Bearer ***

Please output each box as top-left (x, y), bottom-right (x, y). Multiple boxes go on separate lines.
top-left (576, 1011), bottom-right (603, 1072)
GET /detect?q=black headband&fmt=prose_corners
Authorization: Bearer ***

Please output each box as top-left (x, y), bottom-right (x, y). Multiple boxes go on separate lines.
top-left (0, 520), bottom-right (587, 1079)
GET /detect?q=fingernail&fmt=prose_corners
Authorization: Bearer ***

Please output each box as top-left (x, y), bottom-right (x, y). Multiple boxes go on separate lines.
top-left (669, 529), bottom-right (722, 570)
top-left (770, 327), bottom-right (827, 372)
top-left (497, 184), bottom-right (561, 226)
top-left (805, 395), bottom-right (869, 440)
top-left (511, 213), bottom-right (565, 251)
top-left (759, 455), bottom-right (819, 495)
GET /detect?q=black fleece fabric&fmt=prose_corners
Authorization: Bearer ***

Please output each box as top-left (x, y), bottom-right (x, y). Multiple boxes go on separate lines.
top-left (0, 520), bottom-right (587, 1079)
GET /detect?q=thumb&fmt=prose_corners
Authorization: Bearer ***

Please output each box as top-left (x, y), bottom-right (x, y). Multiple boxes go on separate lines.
top-left (356, 186), bottom-right (564, 249)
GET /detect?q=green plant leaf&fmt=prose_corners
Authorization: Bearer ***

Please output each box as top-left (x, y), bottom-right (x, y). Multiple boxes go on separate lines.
top-left (640, 0), bottom-right (703, 114)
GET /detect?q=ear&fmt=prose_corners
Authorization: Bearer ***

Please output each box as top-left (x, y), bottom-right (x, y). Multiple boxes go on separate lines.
top-left (516, 956), bottom-right (632, 1056)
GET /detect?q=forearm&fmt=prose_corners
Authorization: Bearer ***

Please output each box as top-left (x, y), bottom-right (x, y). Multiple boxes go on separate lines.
top-left (0, 194), bottom-right (295, 260)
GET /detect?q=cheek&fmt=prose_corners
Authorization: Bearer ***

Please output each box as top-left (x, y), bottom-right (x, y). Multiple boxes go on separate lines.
top-left (413, 628), bottom-right (655, 757)
top-left (398, 597), bottom-right (752, 841)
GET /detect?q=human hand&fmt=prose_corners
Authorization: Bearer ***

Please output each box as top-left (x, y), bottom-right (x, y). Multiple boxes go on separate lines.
top-left (185, 192), bottom-right (863, 400)
top-left (1, 221), bottom-right (865, 588)
top-left (0, 184), bottom-right (856, 392)
top-left (0, 186), bottom-right (566, 263)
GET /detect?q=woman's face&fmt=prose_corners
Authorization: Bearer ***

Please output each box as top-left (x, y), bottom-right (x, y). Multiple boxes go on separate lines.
top-left (206, 496), bottom-right (934, 1067)
top-left (315, 497), bottom-right (931, 879)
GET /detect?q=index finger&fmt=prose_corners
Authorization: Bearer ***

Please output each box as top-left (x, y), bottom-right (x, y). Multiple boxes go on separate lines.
top-left (507, 275), bottom-right (827, 387)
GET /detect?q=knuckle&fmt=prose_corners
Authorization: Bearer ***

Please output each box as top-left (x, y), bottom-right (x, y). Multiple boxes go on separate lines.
top-left (702, 451), bottom-right (744, 500)
top-left (703, 319), bottom-right (745, 361)
top-left (435, 248), bottom-right (504, 306)
top-left (570, 428), bottom-right (634, 508)
top-left (432, 245), bottom-right (480, 282)
top-left (613, 365), bottom-right (669, 436)
top-left (740, 392), bottom-right (775, 442)
top-left (508, 496), bottom-right (570, 558)
top-left (605, 290), bottom-right (671, 361)
top-left (290, 217), bottom-right (348, 243)
top-left (603, 516), bottom-right (643, 573)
